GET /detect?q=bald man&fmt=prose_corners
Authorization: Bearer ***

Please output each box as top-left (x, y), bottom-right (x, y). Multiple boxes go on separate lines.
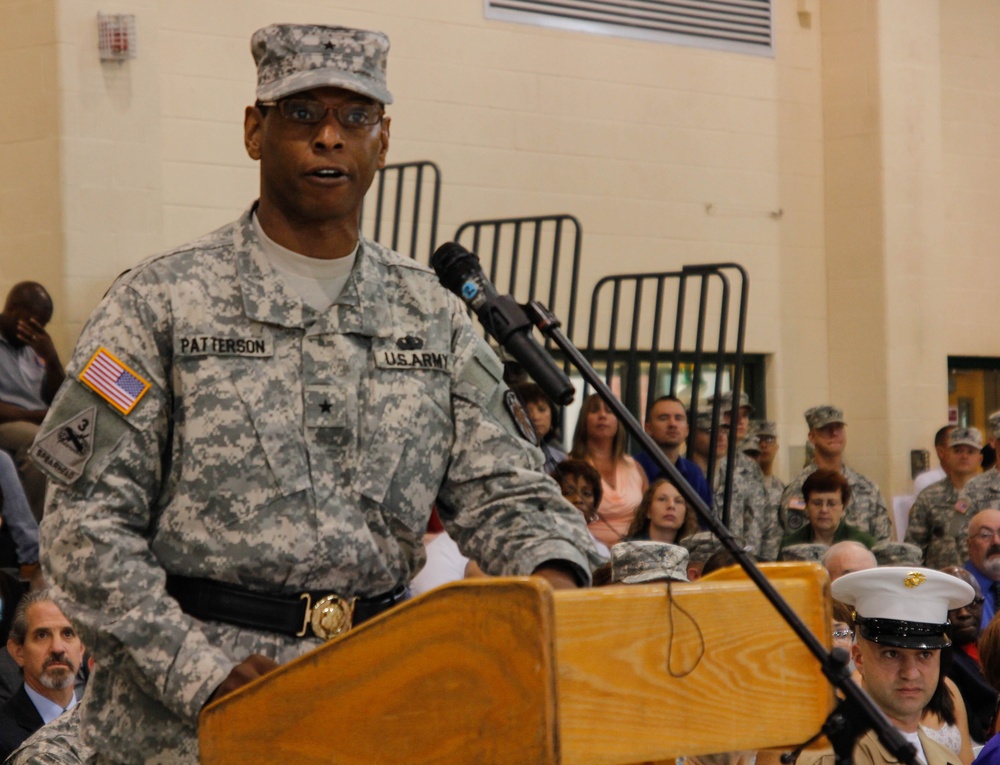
top-left (822, 540), bottom-right (877, 582)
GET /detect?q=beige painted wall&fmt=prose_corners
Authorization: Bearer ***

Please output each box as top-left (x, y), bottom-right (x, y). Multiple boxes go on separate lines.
top-left (4, 0), bottom-right (1000, 500)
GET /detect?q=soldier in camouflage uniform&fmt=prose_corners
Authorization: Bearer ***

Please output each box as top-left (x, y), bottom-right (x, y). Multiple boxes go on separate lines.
top-left (905, 427), bottom-right (984, 568)
top-left (957, 411), bottom-right (1000, 523)
top-left (32, 24), bottom-right (598, 764)
top-left (779, 405), bottom-right (892, 542)
top-left (710, 392), bottom-right (779, 561)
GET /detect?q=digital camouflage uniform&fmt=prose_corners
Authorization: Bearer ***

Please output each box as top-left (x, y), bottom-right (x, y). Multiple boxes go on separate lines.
top-left (6, 706), bottom-right (90, 765)
top-left (779, 464), bottom-right (891, 542)
top-left (714, 452), bottom-right (772, 560)
top-left (904, 477), bottom-right (970, 568)
top-left (33, 210), bottom-right (598, 763)
top-left (957, 468), bottom-right (1000, 527)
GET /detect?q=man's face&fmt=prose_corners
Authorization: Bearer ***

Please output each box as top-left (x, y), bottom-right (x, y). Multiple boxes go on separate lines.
top-left (967, 509), bottom-right (1000, 580)
top-left (8, 601), bottom-right (84, 699)
top-left (943, 567), bottom-right (982, 646)
top-left (808, 422), bottom-right (846, 459)
top-left (824, 545), bottom-right (876, 582)
top-left (853, 638), bottom-right (939, 730)
top-left (244, 87), bottom-right (390, 229)
top-left (949, 444), bottom-right (982, 480)
top-left (644, 400), bottom-right (688, 449)
top-left (722, 407), bottom-right (751, 440)
top-left (0, 289), bottom-right (52, 348)
top-left (756, 433), bottom-right (778, 467)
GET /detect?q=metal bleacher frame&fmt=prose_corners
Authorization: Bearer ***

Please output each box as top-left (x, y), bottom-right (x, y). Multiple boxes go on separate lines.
top-left (359, 160), bottom-right (441, 263)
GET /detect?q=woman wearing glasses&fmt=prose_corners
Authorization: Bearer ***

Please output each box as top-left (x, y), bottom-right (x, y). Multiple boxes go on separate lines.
top-left (778, 469), bottom-right (875, 557)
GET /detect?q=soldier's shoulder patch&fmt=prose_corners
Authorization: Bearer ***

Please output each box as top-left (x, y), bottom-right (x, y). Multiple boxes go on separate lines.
top-left (788, 498), bottom-right (807, 511)
top-left (31, 407), bottom-right (97, 484)
top-left (78, 347), bottom-right (150, 415)
top-left (504, 390), bottom-right (538, 446)
top-left (955, 500), bottom-right (969, 515)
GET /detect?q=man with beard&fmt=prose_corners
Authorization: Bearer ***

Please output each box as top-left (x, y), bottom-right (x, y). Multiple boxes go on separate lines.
top-left (0, 591), bottom-right (85, 759)
top-left (963, 508), bottom-right (1000, 629)
top-left (940, 566), bottom-right (997, 744)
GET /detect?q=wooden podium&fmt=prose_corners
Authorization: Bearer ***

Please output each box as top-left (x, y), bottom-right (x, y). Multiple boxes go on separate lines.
top-left (200, 563), bottom-right (833, 764)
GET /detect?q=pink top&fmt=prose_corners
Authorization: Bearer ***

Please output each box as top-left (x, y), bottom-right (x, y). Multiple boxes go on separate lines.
top-left (587, 456), bottom-right (645, 547)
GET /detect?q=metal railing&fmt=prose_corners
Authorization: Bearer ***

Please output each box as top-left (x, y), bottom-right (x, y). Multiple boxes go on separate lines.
top-left (360, 161), bottom-right (441, 262)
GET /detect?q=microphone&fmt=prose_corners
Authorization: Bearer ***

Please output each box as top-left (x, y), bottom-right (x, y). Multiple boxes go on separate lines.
top-left (431, 242), bottom-right (575, 406)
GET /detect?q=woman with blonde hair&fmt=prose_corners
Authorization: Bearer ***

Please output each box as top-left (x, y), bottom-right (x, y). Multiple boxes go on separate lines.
top-left (570, 393), bottom-right (647, 546)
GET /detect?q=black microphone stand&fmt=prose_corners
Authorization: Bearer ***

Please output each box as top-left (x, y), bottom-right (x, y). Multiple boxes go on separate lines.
top-left (523, 299), bottom-right (917, 765)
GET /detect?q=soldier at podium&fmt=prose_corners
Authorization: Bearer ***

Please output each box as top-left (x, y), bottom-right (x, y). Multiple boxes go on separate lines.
top-left (30, 22), bottom-right (598, 764)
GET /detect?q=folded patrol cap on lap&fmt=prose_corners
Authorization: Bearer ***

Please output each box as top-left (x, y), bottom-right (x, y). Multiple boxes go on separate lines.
top-left (832, 567), bottom-right (974, 649)
top-left (251, 23), bottom-right (393, 104)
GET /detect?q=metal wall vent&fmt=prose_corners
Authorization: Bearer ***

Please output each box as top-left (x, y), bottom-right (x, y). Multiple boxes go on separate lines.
top-left (485, 0), bottom-right (773, 57)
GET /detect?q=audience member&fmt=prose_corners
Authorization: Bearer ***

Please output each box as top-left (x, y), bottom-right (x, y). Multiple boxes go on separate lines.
top-left (635, 395), bottom-right (712, 508)
top-left (552, 459), bottom-right (610, 559)
top-left (778, 543), bottom-right (828, 563)
top-left (871, 541), bottom-right (924, 567)
top-left (609, 540), bottom-right (690, 584)
top-left (701, 547), bottom-right (743, 577)
top-left (681, 531), bottom-right (724, 581)
top-left (0, 591), bottom-right (85, 760)
top-left (940, 566), bottom-right (996, 745)
top-left (750, 420), bottom-right (785, 509)
top-left (908, 428), bottom-right (985, 568)
top-left (570, 394), bottom-right (647, 547)
top-left (822, 541), bottom-right (877, 582)
top-left (959, 412), bottom-right (1000, 532)
top-left (979, 616), bottom-right (1000, 744)
top-left (778, 469), bottom-right (875, 557)
top-left (625, 478), bottom-right (698, 545)
top-left (963, 509), bottom-right (1000, 630)
top-left (798, 567), bottom-right (973, 765)
top-left (0, 282), bottom-right (65, 522)
top-left (0, 450), bottom-right (40, 581)
top-left (780, 405), bottom-right (892, 542)
top-left (920, 668), bottom-right (974, 765)
top-left (831, 599), bottom-right (855, 657)
top-left (712, 391), bottom-right (781, 561)
top-left (914, 425), bottom-right (956, 497)
top-left (513, 382), bottom-right (567, 475)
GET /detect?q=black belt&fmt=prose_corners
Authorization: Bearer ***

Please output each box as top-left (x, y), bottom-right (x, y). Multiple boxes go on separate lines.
top-left (166, 575), bottom-right (406, 640)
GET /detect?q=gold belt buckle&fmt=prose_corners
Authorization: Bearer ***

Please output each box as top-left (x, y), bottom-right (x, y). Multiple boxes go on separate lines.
top-left (296, 593), bottom-right (357, 640)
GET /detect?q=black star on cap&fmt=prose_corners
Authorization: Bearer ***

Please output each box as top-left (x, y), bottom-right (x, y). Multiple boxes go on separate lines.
top-left (324, 40), bottom-right (335, 50)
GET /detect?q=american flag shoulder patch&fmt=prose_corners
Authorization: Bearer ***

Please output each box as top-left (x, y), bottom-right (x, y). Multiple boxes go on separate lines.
top-left (79, 347), bottom-right (151, 415)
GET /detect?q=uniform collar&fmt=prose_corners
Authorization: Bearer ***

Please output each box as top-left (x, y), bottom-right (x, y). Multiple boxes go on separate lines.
top-left (234, 204), bottom-right (392, 337)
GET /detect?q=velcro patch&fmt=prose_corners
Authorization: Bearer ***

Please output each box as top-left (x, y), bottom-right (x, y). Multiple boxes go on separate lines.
top-left (177, 335), bottom-right (271, 357)
top-left (79, 347), bottom-right (150, 415)
top-left (375, 349), bottom-right (451, 371)
top-left (788, 498), bottom-right (807, 511)
top-left (30, 407), bottom-right (97, 484)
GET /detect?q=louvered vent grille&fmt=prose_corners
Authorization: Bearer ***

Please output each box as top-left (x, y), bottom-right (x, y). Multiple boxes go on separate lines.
top-left (485, 0), bottom-right (772, 56)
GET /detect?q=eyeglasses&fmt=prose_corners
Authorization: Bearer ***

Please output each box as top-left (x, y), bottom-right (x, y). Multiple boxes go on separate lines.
top-left (832, 628), bottom-right (854, 640)
top-left (808, 499), bottom-right (843, 509)
top-left (972, 528), bottom-right (1000, 542)
top-left (259, 98), bottom-right (384, 128)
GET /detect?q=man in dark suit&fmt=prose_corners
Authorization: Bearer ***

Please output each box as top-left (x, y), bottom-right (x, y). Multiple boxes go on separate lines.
top-left (0, 590), bottom-right (84, 760)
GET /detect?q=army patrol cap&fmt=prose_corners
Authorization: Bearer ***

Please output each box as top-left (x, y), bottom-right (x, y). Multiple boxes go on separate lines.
top-left (610, 541), bottom-right (690, 584)
top-left (694, 410), bottom-right (713, 432)
top-left (832, 567), bottom-right (974, 649)
top-left (779, 543), bottom-right (828, 563)
top-left (710, 390), bottom-right (754, 415)
top-left (805, 405), bottom-right (845, 431)
top-left (251, 23), bottom-right (394, 104)
top-left (871, 541), bottom-right (922, 567)
top-left (752, 420), bottom-right (777, 438)
top-left (988, 410), bottom-right (1000, 439)
top-left (741, 435), bottom-right (761, 455)
top-left (949, 427), bottom-right (983, 450)
top-left (681, 531), bottom-right (724, 566)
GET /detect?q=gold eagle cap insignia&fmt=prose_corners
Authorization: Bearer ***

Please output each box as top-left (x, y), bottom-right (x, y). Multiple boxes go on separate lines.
top-left (904, 571), bottom-right (926, 588)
